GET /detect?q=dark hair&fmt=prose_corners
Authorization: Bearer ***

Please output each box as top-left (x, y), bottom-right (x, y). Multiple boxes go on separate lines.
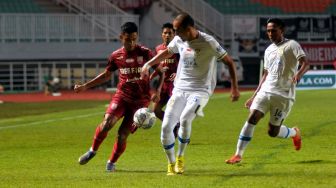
top-left (121, 22), bottom-right (138, 34)
top-left (176, 13), bottom-right (194, 28)
top-left (267, 18), bottom-right (285, 30)
top-left (162, 22), bottom-right (174, 31)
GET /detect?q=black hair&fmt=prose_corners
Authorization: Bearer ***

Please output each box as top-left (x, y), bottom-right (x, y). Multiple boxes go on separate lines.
top-left (162, 22), bottom-right (174, 31)
top-left (176, 13), bottom-right (194, 28)
top-left (121, 22), bottom-right (138, 34)
top-left (267, 18), bottom-right (285, 30)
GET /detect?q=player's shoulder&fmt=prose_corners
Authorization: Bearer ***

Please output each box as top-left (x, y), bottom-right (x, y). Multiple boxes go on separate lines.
top-left (137, 45), bottom-right (152, 53)
top-left (198, 31), bottom-right (216, 42)
top-left (155, 44), bottom-right (166, 51)
top-left (265, 43), bottom-right (277, 53)
top-left (287, 39), bottom-right (301, 48)
top-left (111, 47), bottom-right (124, 57)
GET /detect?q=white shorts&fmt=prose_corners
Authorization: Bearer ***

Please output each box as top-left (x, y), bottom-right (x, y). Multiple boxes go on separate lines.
top-left (250, 91), bottom-right (294, 126)
top-left (164, 89), bottom-right (209, 122)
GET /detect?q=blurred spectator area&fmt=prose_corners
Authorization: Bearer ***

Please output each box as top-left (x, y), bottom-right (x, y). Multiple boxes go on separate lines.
top-left (204, 0), bottom-right (336, 14)
top-left (0, 0), bottom-right (335, 92)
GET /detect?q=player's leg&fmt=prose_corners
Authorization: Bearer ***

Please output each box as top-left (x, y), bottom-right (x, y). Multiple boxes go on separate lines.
top-left (161, 91), bottom-right (185, 175)
top-left (78, 98), bottom-right (123, 165)
top-left (156, 91), bottom-right (180, 138)
top-left (106, 102), bottom-right (148, 172)
top-left (153, 101), bottom-right (165, 121)
top-left (106, 120), bottom-right (132, 172)
top-left (78, 113), bottom-right (120, 165)
top-left (268, 96), bottom-right (301, 150)
top-left (175, 93), bottom-right (209, 174)
top-left (226, 92), bottom-right (269, 164)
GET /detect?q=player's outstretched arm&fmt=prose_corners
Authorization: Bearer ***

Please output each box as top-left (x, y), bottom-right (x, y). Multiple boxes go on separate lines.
top-left (293, 56), bottom-right (309, 84)
top-left (221, 55), bottom-right (240, 102)
top-left (141, 49), bottom-right (172, 79)
top-left (74, 70), bottom-right (112, 93)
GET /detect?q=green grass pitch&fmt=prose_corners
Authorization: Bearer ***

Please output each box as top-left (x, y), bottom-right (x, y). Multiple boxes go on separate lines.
top-left (0, 90), bottom-right (335, 187)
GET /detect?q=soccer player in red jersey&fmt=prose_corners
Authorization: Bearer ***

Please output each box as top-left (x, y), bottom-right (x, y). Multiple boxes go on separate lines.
top-left (74, 22), bottom-right (160, 172)
top-left (151, 23), bottom-right (179, 122)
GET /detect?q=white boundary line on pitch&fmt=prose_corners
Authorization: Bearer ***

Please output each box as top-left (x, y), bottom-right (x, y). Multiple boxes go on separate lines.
top-left (0, 112), bottom-right (102, 130)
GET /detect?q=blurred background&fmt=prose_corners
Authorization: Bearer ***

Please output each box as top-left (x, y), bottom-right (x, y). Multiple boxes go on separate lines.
top-left (0, 0), bottom-right (335, 93)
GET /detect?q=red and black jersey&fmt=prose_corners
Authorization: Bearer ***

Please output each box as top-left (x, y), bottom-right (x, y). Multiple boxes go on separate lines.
top-left (155, 43), bottom-right (179, 83)
top-left (106, 45), bottom-right (153, 103)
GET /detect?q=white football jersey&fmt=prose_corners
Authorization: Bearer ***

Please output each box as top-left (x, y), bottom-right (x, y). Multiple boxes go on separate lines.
top-left (260, 39), bottom-right (306, 99)
top-left (167, 31), bottom-right (227, 96)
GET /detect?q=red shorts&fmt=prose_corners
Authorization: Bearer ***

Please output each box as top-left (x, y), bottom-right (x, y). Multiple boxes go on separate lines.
top-left (106, 95), bottom-right (149, 133)
top-left (159, 82), bottom-right (173, 105)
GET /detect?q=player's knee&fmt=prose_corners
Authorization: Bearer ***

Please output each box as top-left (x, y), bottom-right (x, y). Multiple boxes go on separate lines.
top-left (101, 121), bottom-right (112, 132)
top-left (161, 123), bottom-right (172, 135)
top-left (101, 115), bottom-right (116, 132)
top-left (247, 111), bottom-right (263, 125)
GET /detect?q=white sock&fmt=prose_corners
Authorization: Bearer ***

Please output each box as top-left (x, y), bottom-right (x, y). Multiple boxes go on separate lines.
top-left (235, 122), bottom-right (256, 157)
top-left (161, 117), bottom-right (178, 164)
top-left (163, 145), bottom-right (176, 164)
top-left (277, 125), bottom-right (296, 138)
top-left (176, 120), bottom-right (192, 157)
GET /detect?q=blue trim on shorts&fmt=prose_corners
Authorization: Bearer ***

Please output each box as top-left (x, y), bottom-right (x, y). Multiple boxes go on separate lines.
top-left (239, 135), bottom-right (252, 141)
top-left (163, 143), bottom-right (175, 150)
top-left (178, 136), bottom-right (190, 144)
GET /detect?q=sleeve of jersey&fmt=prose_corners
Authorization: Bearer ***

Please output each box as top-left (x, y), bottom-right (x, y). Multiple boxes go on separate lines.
top-left (106, 54), bottom-right (118, 72)
top-left (291, 40), bottom-right (306, 60)
top-left (208, 37), bottom-right (227, 59)
top-left (167, 36), bottom-right (179, 54)
top-left (263, 52), bottom-right (269, 71)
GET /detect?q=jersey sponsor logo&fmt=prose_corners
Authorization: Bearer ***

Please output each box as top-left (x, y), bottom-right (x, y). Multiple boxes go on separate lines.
top-left (116, 56), bottom-right (123, 60)
top-left (119, 67), bottom-right (142, 74)
top-left (110, 103), bottom-right (118, 110)
top-left (126, 58), bottom-right (134, 63)
top-left (162, 58), bottom-right (176, 64)
top-left (126, 77), bottom-right (141, 82)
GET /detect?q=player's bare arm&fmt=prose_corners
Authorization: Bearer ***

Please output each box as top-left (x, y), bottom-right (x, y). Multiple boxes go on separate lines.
top-left (74, 70), bottom-right (112, 93)
top-left (151, 67), bottom-right (165, 103)
top-left (141, 49), bottom-right (172, 79)
top-left (293, 56), bottom-right (310, 84)
top-left (245, 70), bottom-right (268, 108)
top-left (221, 54), bottom-right (240, 102)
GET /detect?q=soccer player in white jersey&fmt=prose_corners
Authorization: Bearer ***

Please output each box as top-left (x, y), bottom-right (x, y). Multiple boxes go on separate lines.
top-left (226, 18), bottom-right (310, 164)
top-left (141, 13), bottom-right (240, 175)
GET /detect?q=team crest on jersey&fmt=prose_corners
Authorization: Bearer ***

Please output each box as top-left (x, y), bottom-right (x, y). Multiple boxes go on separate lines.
top-left (116, 56), bottom-right (123, 60)
top-left (110, 103), bottom-right (118, 110)
top-left (126, 58), bottom-right (134, 63)
top-left (137, 56), bottom-right (143, 64)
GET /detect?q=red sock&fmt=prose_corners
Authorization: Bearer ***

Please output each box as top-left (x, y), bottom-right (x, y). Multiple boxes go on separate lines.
top-left (109, 139), bottom-right (127, 163)
top-left (91, 125), bottom-right (108, 151)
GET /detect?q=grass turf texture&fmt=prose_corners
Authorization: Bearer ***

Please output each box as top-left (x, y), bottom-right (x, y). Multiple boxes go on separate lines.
top-left (0, 90), bottom-right (335, 187)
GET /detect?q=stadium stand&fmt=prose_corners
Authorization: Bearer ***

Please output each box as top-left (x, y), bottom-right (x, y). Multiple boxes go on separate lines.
top-left (1, 0), bottom-right (335, 92)
top-left (205, 0), bottom-right (336, 14)
top-left (0, 0), bottom-right (45, 13)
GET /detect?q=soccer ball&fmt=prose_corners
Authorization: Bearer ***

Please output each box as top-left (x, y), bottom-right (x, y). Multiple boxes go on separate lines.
top-left (133, 107), bottom-right (156, 129)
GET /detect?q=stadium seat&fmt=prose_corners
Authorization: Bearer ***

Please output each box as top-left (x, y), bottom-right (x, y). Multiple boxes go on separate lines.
top-left (205, 0), bottom-right (336, 14)
top-left (0, 0), bottom-right (44, 13)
